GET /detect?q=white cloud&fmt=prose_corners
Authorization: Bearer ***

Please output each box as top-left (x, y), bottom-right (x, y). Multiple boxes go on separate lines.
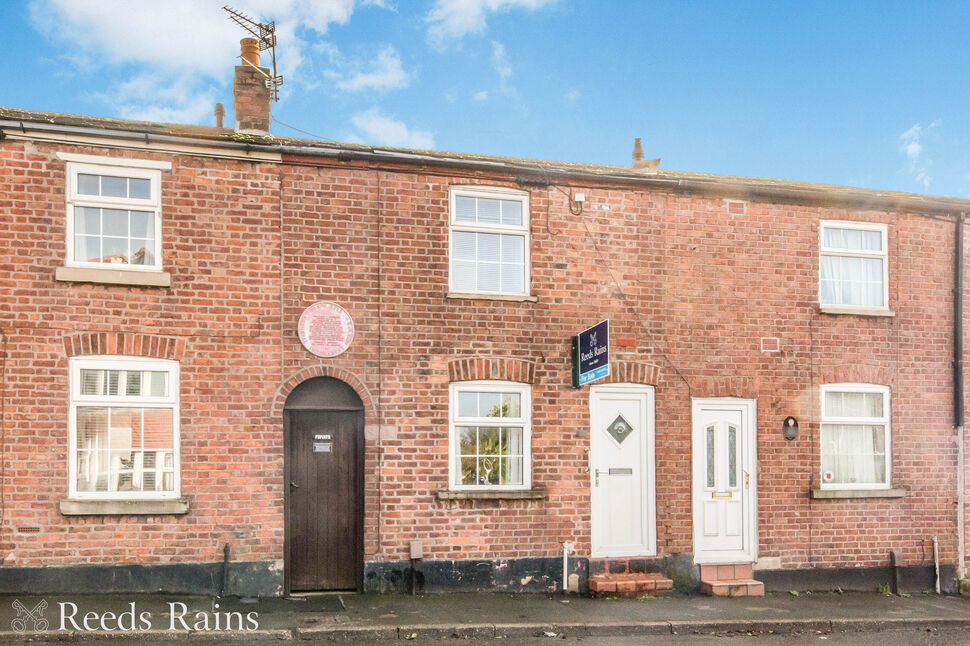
top-left (28, 0), bottom-right (389, 124)
top-left (491, 41), bottom-right (511, 81)
top-left (564, 89), bottom-right (580, 104)
top-left (474, 90), bottom-right (489, 101)
top-left (351, 108), bottom-right (435, 148)
top-left (426, 0), bottom-right (557, 44)
top-left (328, 45), bottom-right (410, 92)
top-left (899, 119), bottom-right (940, 190)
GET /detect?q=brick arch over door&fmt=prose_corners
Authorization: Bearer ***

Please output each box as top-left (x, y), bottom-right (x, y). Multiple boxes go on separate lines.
top-left (448, 357), bottom-right (536, 384)
top-left (272, 364), bottom-right (377, 420)
top-left (63, 332), bottom-right (185, 360)
top-left (598, 361), bottom-right (661, 386)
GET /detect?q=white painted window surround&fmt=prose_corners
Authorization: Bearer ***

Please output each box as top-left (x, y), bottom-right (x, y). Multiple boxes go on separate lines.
top-left (819, 220), bottom-right (889, 311)
top-left (58, 152), bottom-right (169, 272)
top-left (448, 381), bottom-right (531, 490)
top-left (449, 186), bottom-right (530, 297)
top-left (819, 383), bottom-right (891, 490)
top-left (69, 356), bottom-right (180, 500)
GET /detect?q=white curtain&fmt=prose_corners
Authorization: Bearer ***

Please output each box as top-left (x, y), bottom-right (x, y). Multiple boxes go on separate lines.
top-left (821, 424), bottom-right (885, 484)
top-left (820, 255), bottom-right (884, 307)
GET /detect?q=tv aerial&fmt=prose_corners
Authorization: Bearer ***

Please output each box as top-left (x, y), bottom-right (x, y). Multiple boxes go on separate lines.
top-left (223, 5), bottom-right (283, 101)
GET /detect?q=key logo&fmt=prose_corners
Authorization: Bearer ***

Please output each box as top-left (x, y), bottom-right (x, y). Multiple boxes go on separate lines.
top-left (12, 599), bottom-right (49, 633)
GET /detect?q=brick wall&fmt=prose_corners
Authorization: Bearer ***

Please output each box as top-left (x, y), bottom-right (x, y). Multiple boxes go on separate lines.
top-left (0, 135), bottom-right (965, 577)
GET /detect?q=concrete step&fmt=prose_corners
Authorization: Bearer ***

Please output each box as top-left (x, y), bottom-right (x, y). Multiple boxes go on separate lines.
top-left (699, 563), bottom-right (754, 581)
top-left (699, 578), bottom-right (765, 597)
top-left (588, 572), bottom-right (674, 598)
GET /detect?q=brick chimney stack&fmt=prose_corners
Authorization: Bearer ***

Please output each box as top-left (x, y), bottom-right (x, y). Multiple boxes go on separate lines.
top-left (233, 38), bottom-right (271, 134)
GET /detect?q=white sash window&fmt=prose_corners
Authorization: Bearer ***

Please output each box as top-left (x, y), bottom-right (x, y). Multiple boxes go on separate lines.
top-left (449, 186), bottom-right (530, 296)
top-left (820, 384), bottom-right (890, 489)
top-left (63, 155), bottom-right (165, 271)
top-left (69, 357), bottom-right (180, 499)
top-left (819, 221), bottom-right (888, 310)
top-left (449, 381), bottom-right (531, 490)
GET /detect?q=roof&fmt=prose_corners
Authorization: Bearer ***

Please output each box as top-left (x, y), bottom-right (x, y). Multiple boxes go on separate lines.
top-left (2, 105), bottom-right (968, 215)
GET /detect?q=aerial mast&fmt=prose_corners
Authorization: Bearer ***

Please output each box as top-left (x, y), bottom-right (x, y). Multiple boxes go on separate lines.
top-left (223, 5), bottom-right (283, 101)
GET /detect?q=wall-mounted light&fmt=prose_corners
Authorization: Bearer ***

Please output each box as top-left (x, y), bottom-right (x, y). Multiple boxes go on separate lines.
top-left (783, 416), bottom-right (798, 441)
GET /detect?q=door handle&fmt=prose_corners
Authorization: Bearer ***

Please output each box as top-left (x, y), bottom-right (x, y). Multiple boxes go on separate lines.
top-left (594, 469), bottom-right (601, 487)
top-left (743, 470), bottom-right (750, 488)
top-left (289, 481), bottom-right (300, 491)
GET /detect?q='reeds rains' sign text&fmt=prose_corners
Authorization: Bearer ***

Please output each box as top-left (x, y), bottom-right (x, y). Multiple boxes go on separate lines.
top-left (572, 319), bottom-right (610, 387)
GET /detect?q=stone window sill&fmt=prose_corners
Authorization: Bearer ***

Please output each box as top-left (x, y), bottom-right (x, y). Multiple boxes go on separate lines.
top-left (818, 305), bottom-right (894, 317)
top-left (810, 488), bottom-right (905, 499)
top-left (59, 498), bottom-right (189, 516)
top-left (436, 488), bottom-right (547, 500)
top-left (56, 266), bottom-right (172, 288)
top-left (447, 292), bottom-right (538, 303)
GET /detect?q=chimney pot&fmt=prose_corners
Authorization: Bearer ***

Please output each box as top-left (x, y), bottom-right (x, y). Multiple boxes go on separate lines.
top-left (240, 38), bottom-right (260, 67)
top-left (214, 102), bottom-right (225, 128)
top-left (632, 137), bottom-right (644, 162)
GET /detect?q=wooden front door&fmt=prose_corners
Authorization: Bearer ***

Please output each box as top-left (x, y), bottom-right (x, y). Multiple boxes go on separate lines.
top-left (285, 408), bottom-right (363, 591)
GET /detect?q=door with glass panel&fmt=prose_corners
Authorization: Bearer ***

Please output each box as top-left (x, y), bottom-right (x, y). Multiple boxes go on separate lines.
top-left (692, 399), bottom-right (757, 563)
top-left (589, 385), bottom-right (656, 558)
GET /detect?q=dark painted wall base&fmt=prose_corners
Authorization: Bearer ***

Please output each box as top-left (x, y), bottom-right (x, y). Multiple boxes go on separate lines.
top-left (365, 556), bottom-right (588, 594)
top-left (756, 564), bottom-right (958, 595)
top-left (3, 557), bottom-right (957, 597)
top-left (0, 561), bottom-right (283, 597)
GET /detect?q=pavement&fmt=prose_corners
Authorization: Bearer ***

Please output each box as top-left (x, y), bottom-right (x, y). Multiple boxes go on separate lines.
top-left (1, 590), bottom-right (969, 642)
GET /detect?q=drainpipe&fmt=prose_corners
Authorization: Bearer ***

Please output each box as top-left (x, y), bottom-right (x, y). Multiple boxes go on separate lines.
top-left (955, 215), bottom-right (966, 580)
top-left (561, 541), bottom-right (574, 594)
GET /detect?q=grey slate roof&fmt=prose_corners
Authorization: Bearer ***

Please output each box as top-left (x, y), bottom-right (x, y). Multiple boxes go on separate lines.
top-left (2, 105), bottom-right (969, 214)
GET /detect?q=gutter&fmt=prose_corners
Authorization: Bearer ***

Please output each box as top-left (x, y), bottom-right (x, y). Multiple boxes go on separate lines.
top-left (3, 118), bottom-right (970, 215)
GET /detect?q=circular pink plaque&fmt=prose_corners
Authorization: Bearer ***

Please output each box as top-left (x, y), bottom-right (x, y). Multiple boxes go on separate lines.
top-left (298, 301), bottom-right (355, 358)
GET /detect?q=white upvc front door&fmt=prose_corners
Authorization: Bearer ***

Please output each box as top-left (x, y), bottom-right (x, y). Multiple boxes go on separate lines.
top-left (590, 384), bottom-right (656, 558)
top-left (691, 398), bottom-right (757, 564)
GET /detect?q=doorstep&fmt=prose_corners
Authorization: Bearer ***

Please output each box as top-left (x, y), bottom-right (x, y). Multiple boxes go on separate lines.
top-left (699, 562), bottom-right (765, 597)
top-left (588, 572), bottom-right (674, 598)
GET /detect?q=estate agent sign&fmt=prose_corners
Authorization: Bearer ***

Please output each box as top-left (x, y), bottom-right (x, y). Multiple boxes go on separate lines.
top-left (572, 319), bottom-right (610, 387)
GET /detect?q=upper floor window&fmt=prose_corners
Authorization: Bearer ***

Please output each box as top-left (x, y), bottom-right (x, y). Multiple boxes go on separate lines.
top-left (69, 357), bottom-right (180, 499)
top-left (449, 381), bottom-right (531, 490)
top-left (449, 186), bottom-right (530, 296)
top-left (63, 154), bottom-right (166, 271)
top-left (819, 221), bottom-right (888, 310)
top-left (820, 383), bottom-right (890, 489)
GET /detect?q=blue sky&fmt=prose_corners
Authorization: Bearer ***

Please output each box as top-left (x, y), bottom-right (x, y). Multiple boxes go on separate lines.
top-left (4, 1), bottom-right (970, 197)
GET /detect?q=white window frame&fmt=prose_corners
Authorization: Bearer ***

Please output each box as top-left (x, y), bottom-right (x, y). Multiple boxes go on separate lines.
top-left (68, 356), bottom-right (180, 500)
top-left (819, 383), bottom-right (891, 490)
top-left (448, 185), bottom-right (531, 297)
top-left (448, 381), bottom-right (532, 491)
top-left (63, 155), bottom-right (165, 272)
top-left (818, 220), bottom-right (889, 311)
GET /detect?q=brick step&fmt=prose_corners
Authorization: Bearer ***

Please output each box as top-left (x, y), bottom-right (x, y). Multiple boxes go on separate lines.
top-left (699, 578), bottom-right (765, 597)
top-left (699, 563), bottom-right (753, 581)
top-left (589, 572), bottom-right (674, 598)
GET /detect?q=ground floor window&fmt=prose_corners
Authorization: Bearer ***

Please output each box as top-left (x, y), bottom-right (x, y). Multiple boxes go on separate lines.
top-left (69, 357), bottom-right (179, 499)
top-left (448, 381), bottom-right (531, 490)
top-left (820, 383), bottom-right (890, 488)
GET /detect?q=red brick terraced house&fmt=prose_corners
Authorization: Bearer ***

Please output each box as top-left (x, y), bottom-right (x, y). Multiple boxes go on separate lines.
top-left (1, 41), bottom-right (970, 597)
